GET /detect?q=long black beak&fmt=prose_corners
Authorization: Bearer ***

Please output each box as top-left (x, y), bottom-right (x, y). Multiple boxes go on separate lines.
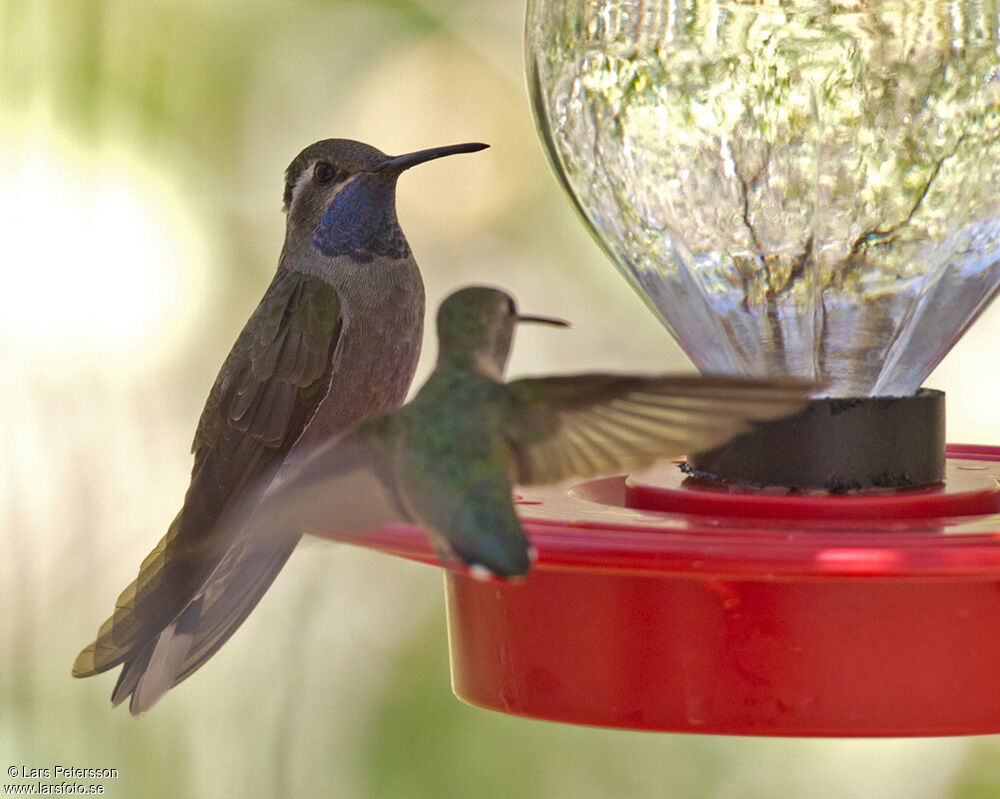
top-left (517, 314), bottom-right (571, 328)
top-left (373, 142), bottom-right (489, 173)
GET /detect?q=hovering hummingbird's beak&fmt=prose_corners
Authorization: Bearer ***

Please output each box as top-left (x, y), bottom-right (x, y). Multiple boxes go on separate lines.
top-left (517, 314), bottom-right (571, 328)
top-left (373, 142), bottom-right (490, 174)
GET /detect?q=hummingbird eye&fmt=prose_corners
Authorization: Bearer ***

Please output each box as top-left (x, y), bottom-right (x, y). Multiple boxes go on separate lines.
top-left (507, 298), bottom-right (517, 316)
top-left (313, 161), bottom-right (337, 184)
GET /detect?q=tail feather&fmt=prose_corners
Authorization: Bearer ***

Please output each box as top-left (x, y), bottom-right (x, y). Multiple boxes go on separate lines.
top-left (110, 645), bottom-right (152, 708)
top-left (73, 512), bottom-right (193, 678)
top-left (174, 532), bottom-right (301, 685)
top-left (130, 602), bottom-right (201, 714)
top-left (96, 530), bottom-right (300, 714)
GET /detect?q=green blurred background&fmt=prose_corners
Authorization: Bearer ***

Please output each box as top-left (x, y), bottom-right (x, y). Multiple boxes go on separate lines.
top-left (3, 1), bottom-right (1000, 797)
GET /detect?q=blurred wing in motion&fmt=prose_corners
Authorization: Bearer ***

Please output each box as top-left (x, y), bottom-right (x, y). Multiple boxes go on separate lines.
top-left (224, 427), bottom-right (409, 547)
top-left (504, 375), bottom-right (815, 485)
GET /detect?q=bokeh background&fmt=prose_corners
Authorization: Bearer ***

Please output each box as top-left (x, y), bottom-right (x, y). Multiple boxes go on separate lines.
top-left (3, 1), bottom-right (1000, 797)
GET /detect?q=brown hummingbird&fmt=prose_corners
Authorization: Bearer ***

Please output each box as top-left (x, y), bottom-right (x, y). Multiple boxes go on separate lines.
top-left (72, 138), bottom-right (488, 714)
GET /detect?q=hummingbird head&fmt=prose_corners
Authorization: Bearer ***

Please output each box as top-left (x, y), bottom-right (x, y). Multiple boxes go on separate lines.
top-left (282, 139), bottom-right (488, 262)
top-left (435, 286), bottom-right (569, 379)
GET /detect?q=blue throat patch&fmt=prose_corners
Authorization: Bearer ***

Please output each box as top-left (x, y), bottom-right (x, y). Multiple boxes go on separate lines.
top-left (313, 177), bottom-right (410, 261)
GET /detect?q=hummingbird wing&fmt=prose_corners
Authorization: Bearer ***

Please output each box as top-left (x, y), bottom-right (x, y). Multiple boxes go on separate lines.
top-left (73, 268), bottom-right (345, 712)
top-left (503, 375), bottom-right (814, 485)
top-left (203, 424), bottom-right (408, 551)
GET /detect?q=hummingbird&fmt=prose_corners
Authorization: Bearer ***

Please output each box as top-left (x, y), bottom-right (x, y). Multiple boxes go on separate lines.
top-left (221, 286), bottom-right (817, 580)
top-left (72, 138), bottom-right (488, 714)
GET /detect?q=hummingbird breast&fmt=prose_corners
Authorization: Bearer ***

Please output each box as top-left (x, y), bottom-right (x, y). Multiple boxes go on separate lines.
top-left (292, 254), bottom-right (425, 448)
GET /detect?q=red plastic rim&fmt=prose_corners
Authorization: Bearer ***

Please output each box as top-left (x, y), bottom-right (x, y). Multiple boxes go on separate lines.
top-left (343, 445), bottom-right (1000, 736)
top-left (353, 446), bottom-right (1000, 580)
top-left (626, 459), bottom-right (999, 520)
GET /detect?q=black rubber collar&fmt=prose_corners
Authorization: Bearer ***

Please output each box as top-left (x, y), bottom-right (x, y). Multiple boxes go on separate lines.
top-left (683, 389), bottom-right (946, 492)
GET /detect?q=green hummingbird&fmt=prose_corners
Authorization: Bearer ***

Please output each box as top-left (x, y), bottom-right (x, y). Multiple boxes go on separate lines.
top-left (73, 138), bottom-right (487, 714)
top-left (224, 286), bottom-right (817, 580)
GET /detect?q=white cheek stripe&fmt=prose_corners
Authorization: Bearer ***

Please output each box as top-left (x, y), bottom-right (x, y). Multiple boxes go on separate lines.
top-left (289, 166), bottom-right (358, 210)
top-left (289, 166), bottom-right (314, 208)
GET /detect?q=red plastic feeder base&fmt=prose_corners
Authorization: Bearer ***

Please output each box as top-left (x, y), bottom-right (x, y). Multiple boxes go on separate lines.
top-left (353, 445), bottom-right (1000, 736)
